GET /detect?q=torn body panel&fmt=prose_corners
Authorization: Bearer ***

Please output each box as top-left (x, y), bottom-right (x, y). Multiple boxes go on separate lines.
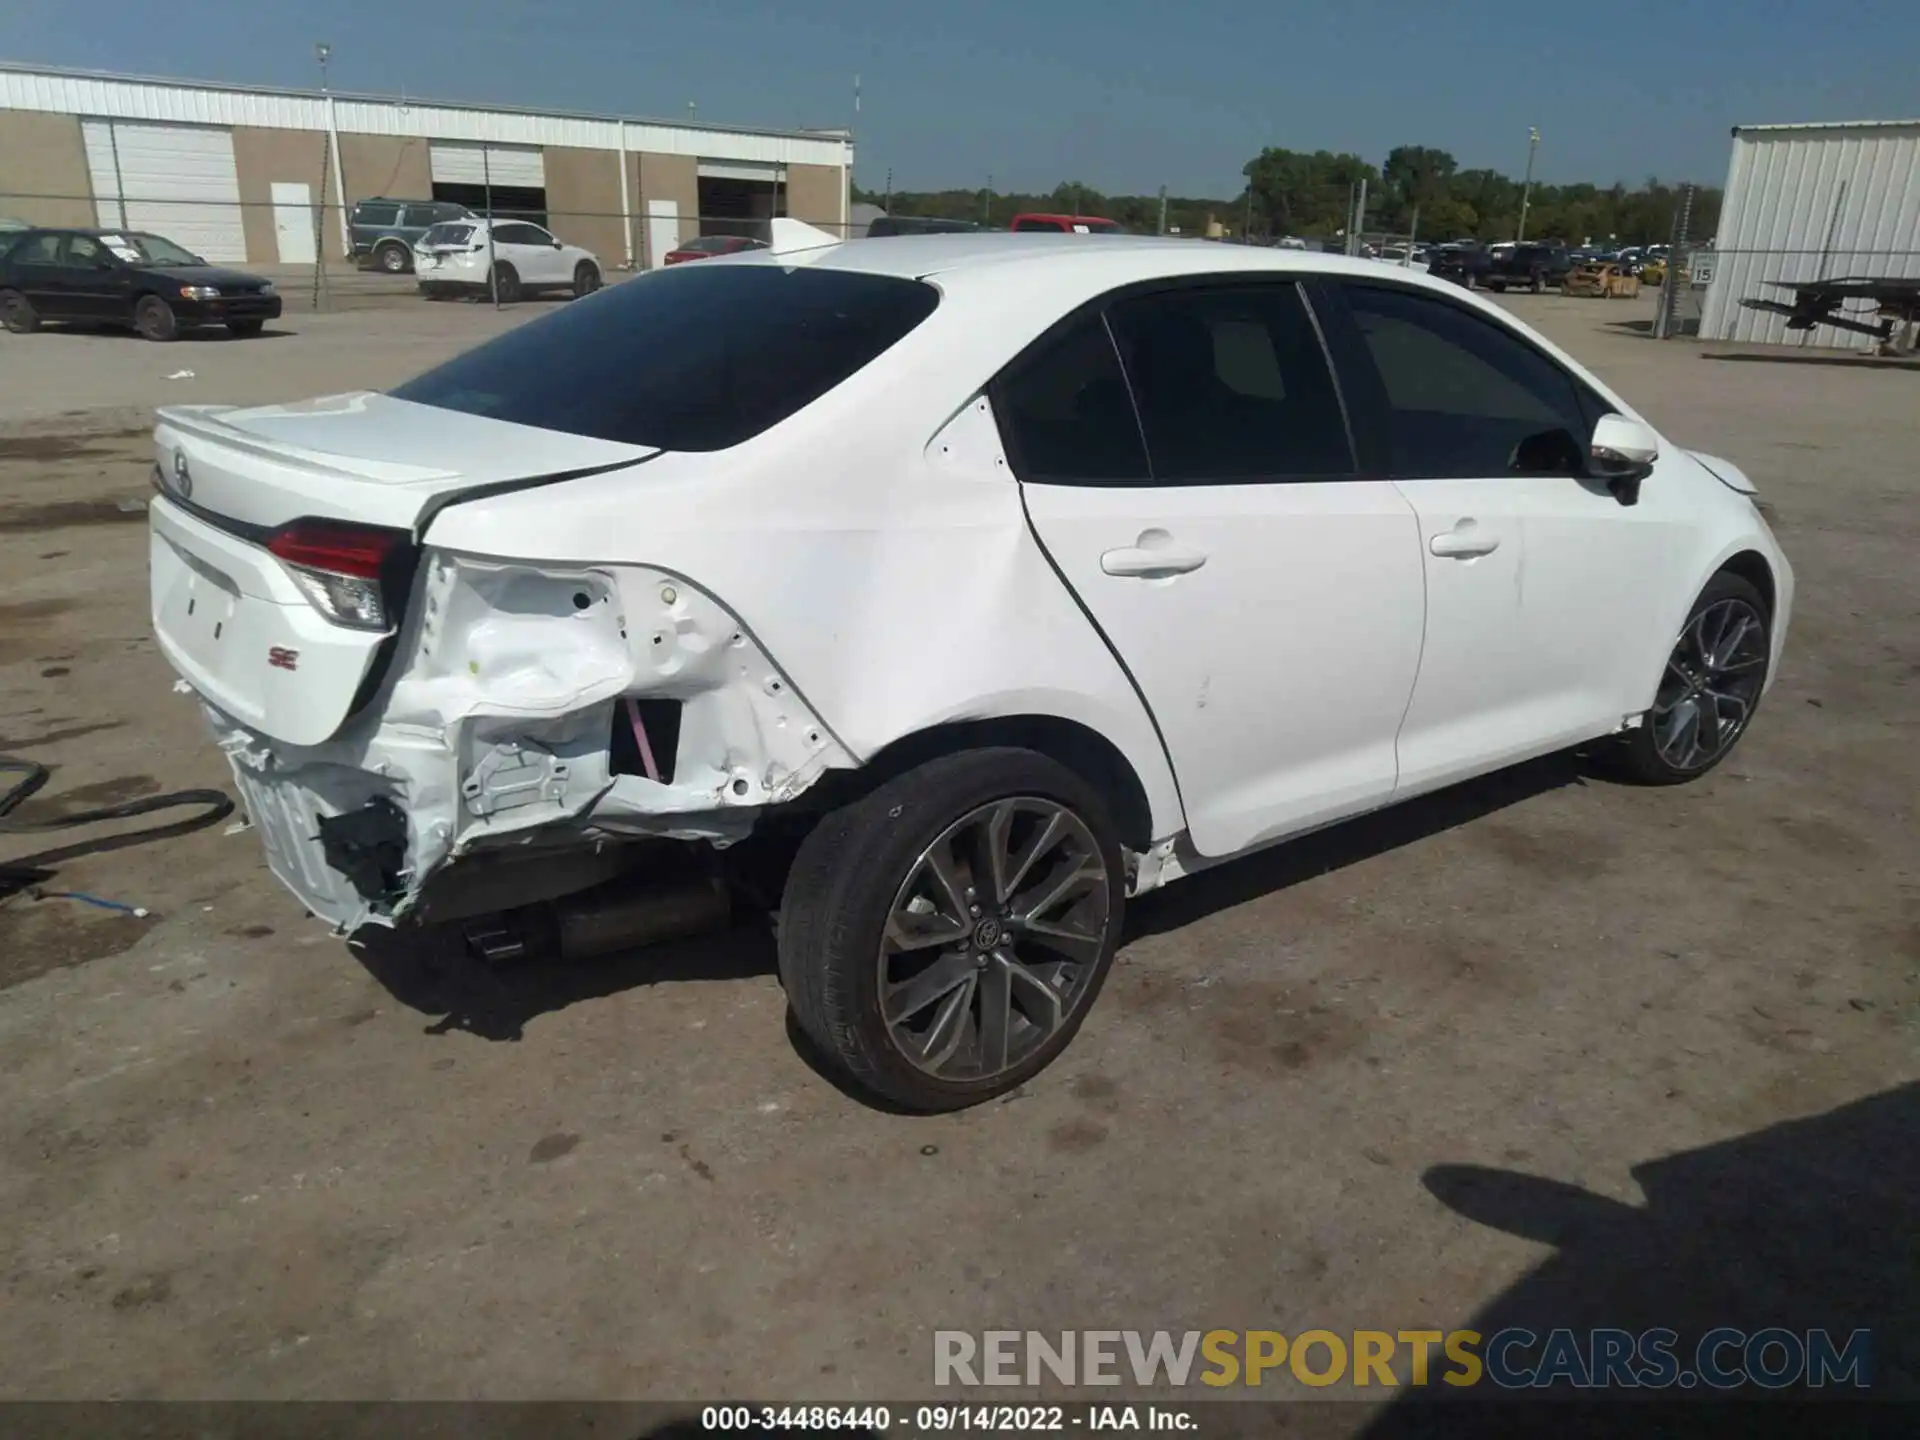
top-left (207, 552), bottom-right (854, 931)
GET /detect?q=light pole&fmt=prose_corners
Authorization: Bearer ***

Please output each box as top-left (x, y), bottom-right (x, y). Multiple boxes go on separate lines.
top-left (1517, 126), bottom-right (1539, 241)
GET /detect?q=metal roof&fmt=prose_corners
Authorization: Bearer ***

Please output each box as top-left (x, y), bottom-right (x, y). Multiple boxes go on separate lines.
top-left (0, 61), bottom-right (854, 168)
top-left (1731, 119), bottom-right (1920, 136)
top-left (0, 60), bottom-right (847, 142)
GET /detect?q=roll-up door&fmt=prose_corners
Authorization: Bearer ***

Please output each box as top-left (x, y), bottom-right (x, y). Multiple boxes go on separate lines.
top-left (81, 120), bottom-right (247, 263)
top-left (429, 142), bottom-right (546, 187)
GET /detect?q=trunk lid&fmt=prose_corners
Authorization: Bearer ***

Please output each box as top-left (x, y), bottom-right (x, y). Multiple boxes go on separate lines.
top-left (149, 394), bottom-right (655, 745)
top-left (154, 393), bottom-right (656, 532)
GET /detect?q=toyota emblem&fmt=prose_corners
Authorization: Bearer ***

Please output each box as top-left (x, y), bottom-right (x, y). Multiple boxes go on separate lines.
top-left (171, 450), bottom-right (193, 500)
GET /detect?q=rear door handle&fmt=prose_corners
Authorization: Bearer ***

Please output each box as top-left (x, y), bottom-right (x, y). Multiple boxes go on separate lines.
top-left (1429, 526), bottom-right (1501, 559)
top-left (1101, 543), bottom-right (1208, 578)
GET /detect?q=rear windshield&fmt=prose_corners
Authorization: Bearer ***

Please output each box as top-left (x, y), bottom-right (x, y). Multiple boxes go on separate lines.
top-left (391, 263), bottom-right (941, 452)
top-left (422, 222), bottom-right (475, 247)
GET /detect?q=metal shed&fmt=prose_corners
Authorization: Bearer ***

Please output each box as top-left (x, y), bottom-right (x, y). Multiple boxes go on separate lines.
top-left (1698, 119), bottom-right (1920, 349)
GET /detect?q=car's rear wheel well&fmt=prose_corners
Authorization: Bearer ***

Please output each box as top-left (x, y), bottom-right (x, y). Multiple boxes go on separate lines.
top-left (809, 716), bottom-right (1156, 850)
top-left (1717, 549), bottom-right (1775, 619)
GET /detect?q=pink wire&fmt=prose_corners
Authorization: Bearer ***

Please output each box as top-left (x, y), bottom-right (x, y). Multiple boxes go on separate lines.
top-left (623, 696), bottom-right (661, 782)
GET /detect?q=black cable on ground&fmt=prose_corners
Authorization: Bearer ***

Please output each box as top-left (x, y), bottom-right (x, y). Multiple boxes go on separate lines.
top-left (0, 756), bottom-right (235, 902)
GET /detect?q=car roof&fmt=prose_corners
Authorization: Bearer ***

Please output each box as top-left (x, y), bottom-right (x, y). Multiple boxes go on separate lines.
top-left (737, 231), bottom-right (1466, 292)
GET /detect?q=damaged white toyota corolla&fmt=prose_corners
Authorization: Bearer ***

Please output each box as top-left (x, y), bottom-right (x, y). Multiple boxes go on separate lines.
top-left (147, 219), bottom-right (1792, 1110)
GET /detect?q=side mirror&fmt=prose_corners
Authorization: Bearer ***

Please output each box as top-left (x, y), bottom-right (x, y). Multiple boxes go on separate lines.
top-left (1589, 413), bottom-right (1658, 505)
top-left (552, 239), bottom-right (563, 249)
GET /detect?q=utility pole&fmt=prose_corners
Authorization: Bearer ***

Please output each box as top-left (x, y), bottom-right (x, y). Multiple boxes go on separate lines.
top-left (311, 43), bottom-right (334, 314)
top-left (982, 174), bottom-right (992, 227)
top-left (1157, 185), bottom-right (1168, 236)
top-left (1242, 188), bottom-right (1252, 242)
top-left (1517, 127), bottom-right (1539, 241)
top-left (1348, 177), bottom-right (1367, 255)
top-left (883, 167), bottom-right (892, 215)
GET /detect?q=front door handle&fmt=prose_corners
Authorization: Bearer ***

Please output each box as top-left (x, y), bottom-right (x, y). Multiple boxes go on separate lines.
top-left (1101, 541), bottom-right (1208, 579)
top-left (1429, 525), bottom-right (1501, 559)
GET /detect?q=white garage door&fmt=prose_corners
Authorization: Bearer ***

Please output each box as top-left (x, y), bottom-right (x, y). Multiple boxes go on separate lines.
top-left (429, 142), bottom-right (546, 187)
top-left (82, 120), bottom-right (247, 263)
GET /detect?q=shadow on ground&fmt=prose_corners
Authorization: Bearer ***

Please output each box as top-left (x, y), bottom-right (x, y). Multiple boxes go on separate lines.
top-left (353, 920), bottom-right (779, 1042)
top-left (1127, 752), bottom-right (1585, 941)
top-left (1360, 1083), bottom-right (1916, 1435)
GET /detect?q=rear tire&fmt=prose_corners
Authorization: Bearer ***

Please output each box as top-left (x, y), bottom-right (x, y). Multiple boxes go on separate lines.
top-left (490, 263), bottom-right (520, 303)
top-left (1604, 571), bottom-right (1772, 786)
top-left (572, 261), bottom-right (601, 298)
top-left (376, 242), bottom-right (412, 274)
top-left (0, 288), bottom-right (37, 334)
top-left (779, 747), bottom-right (1126, 1112)
top-left (134, 295), bottom-right (178, 342)
top-left (227, 319), bottom-right (264, 337)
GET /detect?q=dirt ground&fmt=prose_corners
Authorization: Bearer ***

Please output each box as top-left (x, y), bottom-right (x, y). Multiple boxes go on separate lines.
top-left (0, 287), bottom-right (1914, 1414)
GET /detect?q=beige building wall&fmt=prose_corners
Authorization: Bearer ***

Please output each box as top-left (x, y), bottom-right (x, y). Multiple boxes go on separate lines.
top-left (636, 151), bottom-right (698, 266)
top-left (229, 125), bottom-right (333, 264)
top-left (337, 134), bottom-right (434, 205)
top-left (0, 110), bottom-right (96, 227)
top-left (784, 163), bottom-right (845, 234)
top-left (543, 145), bottom-right (627, 267)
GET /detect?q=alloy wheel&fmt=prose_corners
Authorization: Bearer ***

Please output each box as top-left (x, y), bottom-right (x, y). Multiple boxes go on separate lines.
top-left (1651, 597), bottom-right (1769, 771)
top-left (878, 797), bottom-right (1111, 1081)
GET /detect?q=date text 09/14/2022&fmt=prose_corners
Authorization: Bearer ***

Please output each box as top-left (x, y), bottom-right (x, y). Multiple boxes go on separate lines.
top-left (699, 1405), bottom-right (1195, 1432)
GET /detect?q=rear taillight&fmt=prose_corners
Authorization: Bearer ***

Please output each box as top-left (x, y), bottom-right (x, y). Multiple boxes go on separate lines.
top-left (267, 519), bottom-right (409, 631)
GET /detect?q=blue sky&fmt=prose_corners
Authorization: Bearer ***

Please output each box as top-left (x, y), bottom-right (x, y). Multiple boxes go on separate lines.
top-left (9, 0), bottom-right (1916, 196)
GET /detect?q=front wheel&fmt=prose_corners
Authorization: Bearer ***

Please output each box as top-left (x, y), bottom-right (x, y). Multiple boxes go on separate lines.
top-left (779, 747), bottom-right (1126, 1112)
top-left (1607, 571), bottom-right (1772, 785)
top-left (572, 261), bottom-right (601, 298)
top-left (0, 288), bottom-right (37, 334)
top-left (134, 295), bottom-right (178, 342)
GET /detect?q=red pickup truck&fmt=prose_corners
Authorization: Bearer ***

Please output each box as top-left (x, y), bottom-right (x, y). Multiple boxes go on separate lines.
top-left (1008, 213), bottom-right (1125, 234)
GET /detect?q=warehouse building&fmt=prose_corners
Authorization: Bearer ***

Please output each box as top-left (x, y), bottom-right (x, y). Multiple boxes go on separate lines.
top-left (1698, 119), bottom-right (1920, 349)
top-left (0, 62), bottom-right (854, 270)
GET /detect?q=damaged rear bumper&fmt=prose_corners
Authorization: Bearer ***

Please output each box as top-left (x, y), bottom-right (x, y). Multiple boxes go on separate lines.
top-left (202, 550), bottom-right (856, 931)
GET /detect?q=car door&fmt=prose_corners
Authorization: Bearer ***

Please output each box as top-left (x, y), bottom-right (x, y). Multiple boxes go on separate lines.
top-left (490, 223), bottom-right (545, 283)
top-left (61, 234), bottom-right (132, 320)
top-left (1315, 278), bottom-right (1697, 797)
top-left (6, 233), bottom-right (73, 317)
top-left (515, 223), bottom-right (569, 283)
top-left (1002, 279), bottom-right (1428, 859)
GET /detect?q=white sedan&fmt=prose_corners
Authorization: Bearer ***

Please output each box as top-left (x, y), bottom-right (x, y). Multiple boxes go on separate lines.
top-left (146, 220), bottom-right (1791, 1111)
top-left (413, 218), bottom-right (601, 301)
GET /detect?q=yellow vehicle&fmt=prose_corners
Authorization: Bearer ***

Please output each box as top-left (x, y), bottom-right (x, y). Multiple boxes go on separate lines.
top-left (1562, 261), bottom-right (1641, 298)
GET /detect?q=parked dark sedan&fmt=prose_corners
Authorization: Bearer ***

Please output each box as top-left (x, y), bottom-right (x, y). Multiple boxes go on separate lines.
top-left (0, 228), bottom-right (282, 341)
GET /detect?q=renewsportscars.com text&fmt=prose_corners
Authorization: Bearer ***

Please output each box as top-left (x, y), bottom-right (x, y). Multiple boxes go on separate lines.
top-left (933, 1328), bottom-right (1871, 1390)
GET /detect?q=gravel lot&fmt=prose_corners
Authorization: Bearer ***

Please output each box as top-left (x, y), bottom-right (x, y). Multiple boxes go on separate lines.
top-left (0, 288), bottom-right (1914, 1414)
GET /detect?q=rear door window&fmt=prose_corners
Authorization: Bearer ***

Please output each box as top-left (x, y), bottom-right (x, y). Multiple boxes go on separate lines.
top-left (392, 264), bottom-right (940, 451)
top-left (356, 203), bottom-right (402, 227)
top-left (1105, 283), bottom-right (1353, 482)
top-left (991, 312), bottom-right (1150, 485)
top-left (9, 234), bottom-right (63, 266)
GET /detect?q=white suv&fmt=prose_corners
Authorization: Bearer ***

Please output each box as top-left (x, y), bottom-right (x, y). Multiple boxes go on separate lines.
top-left (147, 221), bottom-right (1791, 1111)
top-left (415, 218), bottom-right (601, 302)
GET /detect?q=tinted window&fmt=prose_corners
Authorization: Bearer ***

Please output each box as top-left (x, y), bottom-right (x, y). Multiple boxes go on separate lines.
top-left (392, 264), bottom-right (939, 452)
top-left (1106, 283), bottom-right (1352, 482)
top-left (355, 203), bottom-right (401, 226)
top-left (66, 235), bottom-right (106, 264)
top-left (10, 234), bottom-right (63, 265)
top-left (422, 223), bottom-right (475, 247)
top-left (992, 312), bottom-right (1149, 485)
top-left (491, 223), bottom-right (540, 245)
top-left (1012, 217), bottom-right (1067, 232)
top-left (1339, 283), bottom-right (1591, 479)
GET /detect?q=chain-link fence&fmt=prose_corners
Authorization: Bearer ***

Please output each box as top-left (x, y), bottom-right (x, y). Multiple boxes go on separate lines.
top-left (2, 190), bottom-right (862, 313)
